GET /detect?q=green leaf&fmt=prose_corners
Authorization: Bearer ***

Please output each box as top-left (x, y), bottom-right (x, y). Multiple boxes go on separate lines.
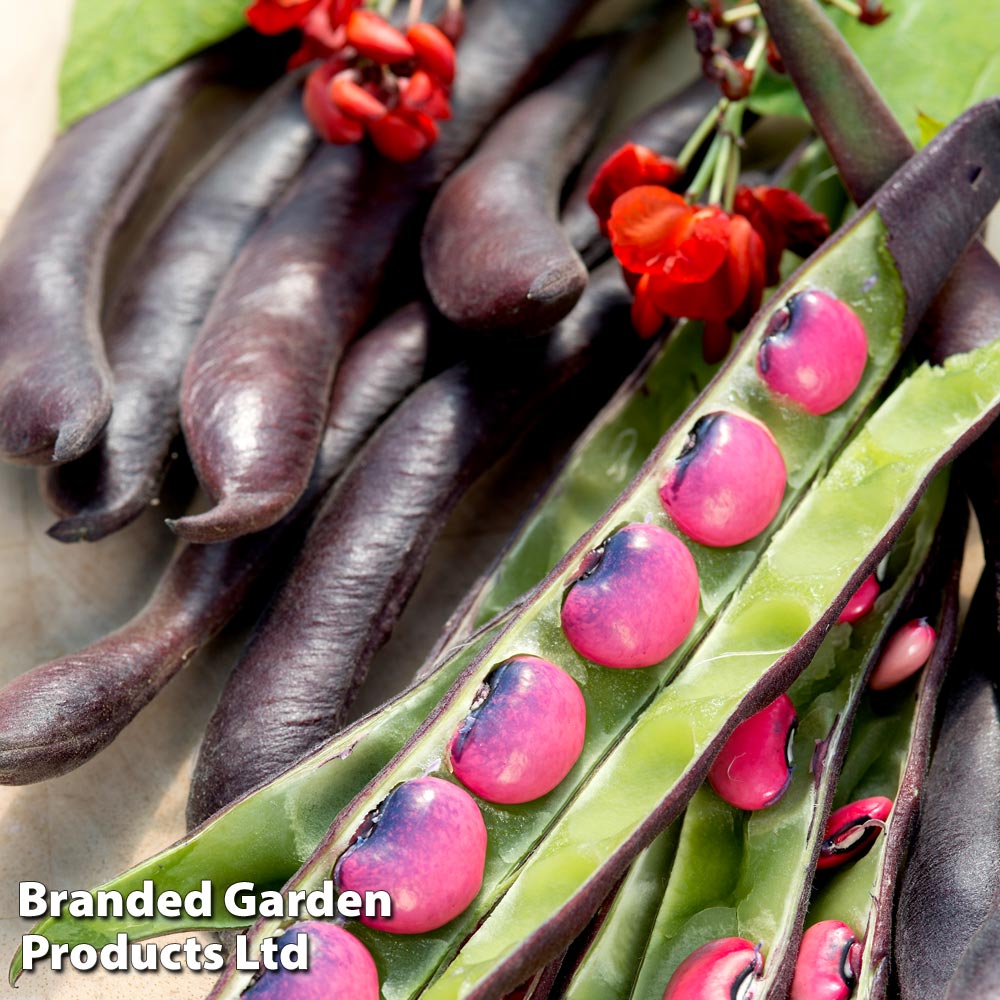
top-left (750, 0), bottom-right (1000, 144)
top-left (59, 0), bottom-right (248, 128)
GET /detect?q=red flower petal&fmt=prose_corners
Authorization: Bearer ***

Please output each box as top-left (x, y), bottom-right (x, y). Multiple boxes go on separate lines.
top-left (368, 111), bottom-right (437, 162)
top-left (304, 61), bottom-right (365, 144)
top-left (247, 0), bottom-right (321, 34)
top-left (407, 22), bottom-right (456, 85)
top-left (588, 143), bottom-right (683, 235)
top-left (347, 10), bottom-right (415, 63)
top-left (330, 74), bottom-right (388, 121)
top-left (609, 187), bottom-right (713, 276)
top-left (631, 274), bottom-right (667, 338)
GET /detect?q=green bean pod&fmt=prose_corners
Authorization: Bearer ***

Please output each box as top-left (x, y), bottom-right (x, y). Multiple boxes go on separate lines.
top-left (201, 102), bottom-right (1000, 1000)
top-left (629, 483), bottom-right (961, 1000)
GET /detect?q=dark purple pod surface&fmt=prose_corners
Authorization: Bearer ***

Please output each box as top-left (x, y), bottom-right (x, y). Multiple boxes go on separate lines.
top-left (895, 580), bottom-right (1000, 1000)
top-left (816, 796), bottom-right (892, 871)
top-left (789, 921), bottom-right (860, 1000)
top-left (170, 0), bottom-right (601, 544)
top-left (244, 922), bottom-right (379, 999)
top-left (561, 77), bottom-right (718, 265)
top-left (756, 290), bottom-right (868, 415)
top-left (836, 573), bottom-right (878, 624)
top-left (449, 655), bottom-right (586, 804)
top-left (187, 263), bottom-right (645, 826)
top-left (661, 937), bottom-right (763, 1000)
top-left (561, 522), bottom-right (699, 669)
top-left (659, 412), bottom-right (787, 548)
top-left (0, 58), bottom-right (206, 465)
top-left (868, 617), bottom-right (935, 692)
top-left (334, 776), bottom-right (487, 934)
top-left (0, 308), bottom-right (430, 785)
top-left (422, 46), bottom-right (614, 336)
top-left (708, 693), bottom-right (796, 811)
top-left (42, 74), bottom-right (317, 542)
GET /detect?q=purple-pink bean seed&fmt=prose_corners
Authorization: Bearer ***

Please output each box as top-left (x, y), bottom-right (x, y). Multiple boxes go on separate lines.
top-left (789, 920), bottom-right (862, 1000)
top-left (334, 775), bottom-right (486, 934)
top-left (837, 573), bottom-right (879, 624)
top-left (560, 522), bottom-right (700, 669)
top-left (661, 937), bottom-right (763, 1000)
top-left (659, 412), bottom-right (787, 548)
top-left (868, 617), bottom-right (935, 691)
top-left (244, 922), bottom-right (379, 999)
top-left (817, 795), bottom-right (892, 870)
top-left (449, 655), bottom-right (586, 804)
top-left (708, 694), bottom-right (797, 811)
top-left (756, 289), bottom-right (868, 415)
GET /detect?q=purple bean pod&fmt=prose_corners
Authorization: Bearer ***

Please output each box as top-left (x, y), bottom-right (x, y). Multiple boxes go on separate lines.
top-left (40, 73), bottom-right (318, 542)
top-left (421, 44), bottom-right (616, 336)
top-left (187, 263), bottom-right (646, 826)
top-left (0, 308), bottom-right (430, 784)
top-left (0, 57), bottom-right (211, 465)
top-left (170, 0), bottom-right (602, 545)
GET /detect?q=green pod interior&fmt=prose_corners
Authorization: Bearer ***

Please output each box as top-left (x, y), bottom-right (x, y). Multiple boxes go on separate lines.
top-left (627, 481), bottom-right (948, 999)
top-left (417, 338), bottom-right (1000, 1000)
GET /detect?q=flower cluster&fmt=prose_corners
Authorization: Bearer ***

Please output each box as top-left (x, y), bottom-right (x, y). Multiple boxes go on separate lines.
top-left (246, 0), bottom-right (458, 162)
top-left (589, 143), bottom-right (829, 361)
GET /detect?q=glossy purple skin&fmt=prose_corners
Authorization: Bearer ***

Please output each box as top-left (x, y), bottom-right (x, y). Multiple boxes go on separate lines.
top-left (561, 522), bottom-right (700, 669)
top-left (790, 920), bottom-right (861, 1000)
top-left (244, 922), bottom-right (379, 999)
top-left (662, 937), bottom-right (763, 1000)
top-left (659, 412), bottom-right (787, 548)
top-left (449, 655), bottom-right (586, 804)
top-left (708, 694), bottom-right (797, 811)
top-left (837, 573), bottom-right (879, 624)
top-left (756, 290), bottom-right (868, 415)
top-left (817, 796), bottom-right (893, 870)
top-left (869, 618), bottom-right (935, 691)
top-left (334, 776), bottom-right (487, 934)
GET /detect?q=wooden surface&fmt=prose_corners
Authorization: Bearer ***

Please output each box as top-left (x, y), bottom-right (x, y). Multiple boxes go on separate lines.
top-left (0, 5), bottom-right (991, 999)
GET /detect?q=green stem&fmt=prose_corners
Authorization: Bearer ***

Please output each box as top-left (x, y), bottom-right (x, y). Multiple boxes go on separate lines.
top-left (743, 24), bottom-right (770, 74)
top-left (677, 99), bottom-right (728, 171)
top-left (722, 2), bottom-right (761, 23)
top-left (686, 134), bottom-right (723, 202)
top-left (823, 0), bottom-right (864, 17)
top-left (377, 0), bottom-right (396, 16)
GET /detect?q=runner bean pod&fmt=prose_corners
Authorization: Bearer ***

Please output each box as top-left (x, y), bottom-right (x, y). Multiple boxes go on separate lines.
top-left (244, 923), bottom-right (378, 999)
top-left (658, 412), bottom-right (787, 548)
top-left (756, 290), bottom-right (868, 415)
top-left (171, 0), bottom-right (601, 544)
top-left (868, 618), bottom-right (935, 691)
top-left (789, 921), bottom-right (861, 1000)
top-left (333, 776), bottom-right (487, 934)
top-left (707, 694), bottom-right (797, 811)
top-left (421, 46), bottom-right (614, 335)
top-left (449, 656), bottom-right (586, 804)
top-left (560, 523), bottom-right (700, 669)
top-left (203, 102), bottom-right (1000, 1000)
top-left (0, 57), bottom-right (210, 465)
top-left (816, 797), bottom-right (892, 871)
top-left (660, 938), bottom-right (763, 1000)
top-left (42, 73), bottom-right (317, 542)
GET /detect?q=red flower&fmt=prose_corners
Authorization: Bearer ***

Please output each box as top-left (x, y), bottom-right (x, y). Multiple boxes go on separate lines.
top-left (609, 188), bottom-right (767, 360)
top-left (588, 144), bottom-right (683, 236)
top-left (734, 185), bottom-right (830, 285)
top-left (246, 0), bottom-right (321, 35)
